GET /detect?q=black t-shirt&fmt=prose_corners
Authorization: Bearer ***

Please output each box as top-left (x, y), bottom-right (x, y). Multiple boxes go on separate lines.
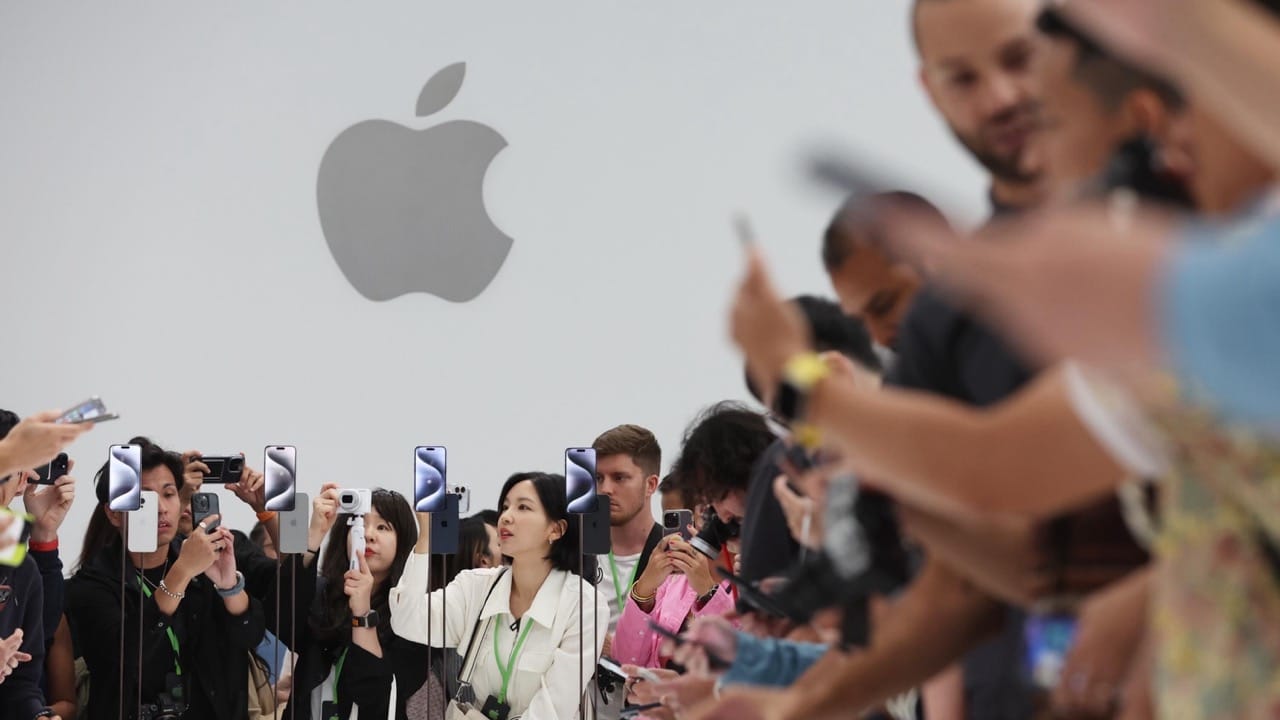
top-left (888, 286), bottom-right (1036, 720)
top-left (738, 439), bottom-right (804, 583)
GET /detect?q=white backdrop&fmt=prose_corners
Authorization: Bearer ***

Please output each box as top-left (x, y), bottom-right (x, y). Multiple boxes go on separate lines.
top-left (0, 2), bottom-right (986, 569)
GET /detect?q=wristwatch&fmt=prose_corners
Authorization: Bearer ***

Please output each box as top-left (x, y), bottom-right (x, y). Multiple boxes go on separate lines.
top-left (352, 609), bottom-right (381, 628)
top-left (772, 353), bottom-right (831, 450)
top-left (216, 571), bottom-right (246, 598)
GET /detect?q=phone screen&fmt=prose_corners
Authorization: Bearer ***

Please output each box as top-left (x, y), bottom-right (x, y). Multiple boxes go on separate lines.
top-left (565, 447), bottom-right (597, 514)
top-left (414, 446), bottom-right (447, 512)
top-left (108, 444), bottom-right (142, 512)
top-left (263, 446), bottom-right (297, 512)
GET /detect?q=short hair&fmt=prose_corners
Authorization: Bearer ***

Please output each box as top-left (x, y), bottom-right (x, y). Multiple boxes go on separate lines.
top-left (744, 295), bottom-right (881, 403)
top-left (1037, 9), bottom-right (1182, 111)
top-left (657, 473), bottom-right (681, 495)
top-left (822, 191), bottom-right (946, 273)
top-left (0, 409), bottom-right (18, 441)
top-left (591, 424), bottom-right (662, 478)
top-left (671, 402), bottom-right (774, 506)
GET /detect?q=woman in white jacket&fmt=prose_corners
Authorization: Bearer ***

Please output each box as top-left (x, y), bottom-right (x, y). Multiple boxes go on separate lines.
top-left (390, 472), bottom-right (609, 720)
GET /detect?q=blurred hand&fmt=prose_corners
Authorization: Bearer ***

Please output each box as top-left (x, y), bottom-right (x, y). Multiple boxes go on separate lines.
top-left (0, 411), bottom-right (90, 475)
top-left (730, 247), bottom-right (812, 394)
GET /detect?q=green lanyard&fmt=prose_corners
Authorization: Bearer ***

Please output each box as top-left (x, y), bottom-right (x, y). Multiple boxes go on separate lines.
top-left (492, 618), bottom-right (534, 704)
top-left (136, 576), bottom-right (183, 676)
top-left (607, 553), bottom-right (638, 612)
top-left (331, 647), bottom-right (349, 703)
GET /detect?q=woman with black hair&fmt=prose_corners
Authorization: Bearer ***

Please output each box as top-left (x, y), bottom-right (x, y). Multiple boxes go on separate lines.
top-left (390, 472), bottom-right (608, 720)
top-left (66, 437), bottom-right (265, 720)
top-left (281, 485), bottom-right (430, 720)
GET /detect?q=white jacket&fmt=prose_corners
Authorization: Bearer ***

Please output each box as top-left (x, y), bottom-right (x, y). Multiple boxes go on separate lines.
top-left (389, 553), bottom-right (610, 720)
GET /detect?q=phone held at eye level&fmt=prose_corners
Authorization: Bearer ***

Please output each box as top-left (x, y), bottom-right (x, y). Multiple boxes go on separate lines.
top-left (191, 493), bottom-right (220, 534)
top-left (663, 509), bottom-right (694, 542)
top-left (263, 445), bottom-right (297, 512)
top-left (414, 446), bottom-right (447, 513)
top-left (277, 491), bottom-right (310, 555)
top-left (57, 396), bottom-right (120, 424)
top-left (108, 444), bottom-right (142, 512)
top-left (199, 455), bottom-right (245, 484)
top-left (127, 491), bottom-right (159, 553)
top-left (565, 447), bottom-right (597, 514)
top-left (33, 453), bottom-right (70, 485)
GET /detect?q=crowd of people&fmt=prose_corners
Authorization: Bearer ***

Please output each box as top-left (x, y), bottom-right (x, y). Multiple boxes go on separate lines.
top-left (3, 0), bottom-right (1279, 717)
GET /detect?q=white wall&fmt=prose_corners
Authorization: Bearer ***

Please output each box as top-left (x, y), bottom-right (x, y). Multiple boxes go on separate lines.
top-left (0, 2), bottom-right (987, 569)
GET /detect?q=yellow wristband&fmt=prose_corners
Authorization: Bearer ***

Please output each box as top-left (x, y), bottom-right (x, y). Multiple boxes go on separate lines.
top-left (782, 352), bottom-right (831, 391)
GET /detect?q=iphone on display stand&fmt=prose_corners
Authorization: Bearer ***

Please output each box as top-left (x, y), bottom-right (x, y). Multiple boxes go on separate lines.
top-left (264, 445), bottom-right (297, 512)
top-left (127, 491), bottom-right (159, 553)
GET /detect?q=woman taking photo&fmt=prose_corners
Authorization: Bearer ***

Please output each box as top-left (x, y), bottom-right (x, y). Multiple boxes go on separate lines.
top-left (390, 472), bottom-right (608, 720)
top-left (281, 485), bottom-right (430, 720)
top-left (67, 437), bottom-right (265, 720)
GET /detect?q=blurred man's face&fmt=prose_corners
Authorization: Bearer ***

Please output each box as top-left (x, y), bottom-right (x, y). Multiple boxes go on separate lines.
top-left (917, 0), bottom-right (1044, 183)
top-left (1030, 38), bottom-right (1137, 201)
top-left (828, 242), bottom-right (921, 350)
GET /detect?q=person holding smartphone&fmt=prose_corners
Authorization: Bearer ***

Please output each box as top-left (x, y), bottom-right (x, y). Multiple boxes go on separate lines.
top-left (66, 437), bottom-right (265, 720)
top-left (390, 472), bottom-right (609, 720)
top-left (278, 486), bottom-right (431, 720)
top-left (612, 505), bottom-right (735, 671)
top-left (0, 412), bottom-right (61, 720)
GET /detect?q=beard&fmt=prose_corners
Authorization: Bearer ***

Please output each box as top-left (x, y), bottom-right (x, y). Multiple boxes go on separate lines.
top-left (950, 101), bottom-right (1042, 184)
top-left (609, 500), bottom-right (645, 528)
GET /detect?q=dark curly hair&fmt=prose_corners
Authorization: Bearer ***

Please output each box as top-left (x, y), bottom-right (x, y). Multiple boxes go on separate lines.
top-left (670, 402), bottom-right (775, 506)
top-left (310, 488), bottom-right (417, 655)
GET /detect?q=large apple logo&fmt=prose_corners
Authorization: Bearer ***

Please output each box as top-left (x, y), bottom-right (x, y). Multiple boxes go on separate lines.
top-left (317, 63), bottom-right (512, 302)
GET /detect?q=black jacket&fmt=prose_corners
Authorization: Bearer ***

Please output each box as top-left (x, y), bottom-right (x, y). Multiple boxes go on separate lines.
top-left (281, 557), bottom-right (431, 720)
top-left (66, 538), bottom-right (265, 720)
top-left (0, 556), bottom-right (48, 720)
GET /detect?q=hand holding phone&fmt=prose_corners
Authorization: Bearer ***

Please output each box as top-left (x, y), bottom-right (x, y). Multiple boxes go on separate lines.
top-left (597, 657), bottom-right (661, 683)
top-left (57, 396), bottom-right (119, 424)
top-left (645, 620), bottom-right (731, 669)
top-left (33, 453), bottom-right (69, 485)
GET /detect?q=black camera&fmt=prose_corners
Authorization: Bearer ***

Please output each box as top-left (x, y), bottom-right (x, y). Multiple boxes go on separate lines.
top-left (690, 507), bottom-right (740, 560)
top-left (138, 672), bottom-right (187, 720)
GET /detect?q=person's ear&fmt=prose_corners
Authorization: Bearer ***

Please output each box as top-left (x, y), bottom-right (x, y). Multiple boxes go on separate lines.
top-left (644, 474), bottom-right (660, 498)
top-left (549, 519), bottom-right (567, 544)
top-left (1125, 88), bottom-right (1173, 140)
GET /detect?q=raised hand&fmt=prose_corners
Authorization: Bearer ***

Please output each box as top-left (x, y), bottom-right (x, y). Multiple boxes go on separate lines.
top-left (25, 465), bottom-right (76, 544)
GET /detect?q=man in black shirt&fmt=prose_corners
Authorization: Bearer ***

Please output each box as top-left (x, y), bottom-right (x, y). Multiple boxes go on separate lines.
top-left (738, 296), bottom-right (881, 585)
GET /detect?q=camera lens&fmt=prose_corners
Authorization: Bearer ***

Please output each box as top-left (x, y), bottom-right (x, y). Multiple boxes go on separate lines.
top-left (341, 493), bottom-right (353, 503)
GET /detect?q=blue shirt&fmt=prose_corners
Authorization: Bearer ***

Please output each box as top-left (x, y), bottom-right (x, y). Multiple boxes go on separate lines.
top-left (721, 632), bottom-right (826, 688)
top-left (1163, 213), bottom-right (1280, 430)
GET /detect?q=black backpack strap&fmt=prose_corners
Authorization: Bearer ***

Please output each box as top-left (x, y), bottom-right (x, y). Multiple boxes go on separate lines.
top-left (456, 569), bottom-right (507, 688)
top-left (632, 524), bottom-right (665, 580)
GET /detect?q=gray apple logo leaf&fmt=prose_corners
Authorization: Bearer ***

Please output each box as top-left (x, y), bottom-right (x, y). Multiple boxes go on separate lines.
top-left (416, 62), bottom-right (466, 118)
